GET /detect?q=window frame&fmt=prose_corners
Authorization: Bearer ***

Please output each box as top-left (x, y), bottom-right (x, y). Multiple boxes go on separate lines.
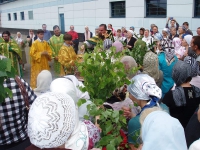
top-left (28, 10), bottom-right (33, 20)
top-left (194, 0), bottom-right (200, 18)
top-left (8, 13), bottom-right (11, 21)
top-left (20, 11), bottom-right (25, 20)
top-left (110, 1), bottom-right (126, 18)
top-left (145, 0), bottom-right (167, 18)
top-left (13, 12), bottom-right (17, 21)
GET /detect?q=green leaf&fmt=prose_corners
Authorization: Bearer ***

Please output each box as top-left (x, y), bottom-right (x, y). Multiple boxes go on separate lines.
top-left (106, 144), bottom-right (115, 150)
top-left (83, 115), bottom-right (89, 120)
top-left (77, 99), bottom-right (86, 107)
top-left (4, 87), bottom-right (13, 98)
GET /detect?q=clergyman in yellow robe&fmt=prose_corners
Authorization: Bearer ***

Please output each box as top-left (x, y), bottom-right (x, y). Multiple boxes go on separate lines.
top-left (30, 31), bottom-right (52, 89)
top-left (58, 34), bottom-right (77, 75)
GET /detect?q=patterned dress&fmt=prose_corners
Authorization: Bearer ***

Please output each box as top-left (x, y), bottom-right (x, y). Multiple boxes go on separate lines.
top-left (30, 40), bottom-right (52, 89)
top-left (49, 34), bottom-right (64, 77)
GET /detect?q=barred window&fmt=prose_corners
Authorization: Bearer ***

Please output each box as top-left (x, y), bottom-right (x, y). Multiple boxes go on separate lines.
top-left (110, 1), bottom-right (125, 18)
top-left (146, 0), bottom-right (167, 17)
top-left (194, 0), bottom-right (200, 17)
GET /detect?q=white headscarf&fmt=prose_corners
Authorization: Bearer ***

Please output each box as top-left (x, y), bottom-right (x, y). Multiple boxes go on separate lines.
top-left (141, 111), bottom-right (187, 150)
top-left (189, 140), bottom-right (200, 150)
top-left (15, 32), bottom-right (23, 44)
top-left (50, 76), bottom-right (91, 121)
top-left (184, 35), bottom-right (193, 46)
top-left (28, 92), bottom-right (76, 149)
top-left (128, 30), bottom-right (134, 36)
top-left (34, 70), bottom-right (52, 96)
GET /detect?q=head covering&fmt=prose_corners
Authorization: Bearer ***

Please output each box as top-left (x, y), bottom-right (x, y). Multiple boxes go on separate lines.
top-left (50, 78), bottom-right (78, 103)
top-left (34, 70), bottom-right (52, 96)
top-left (50, 77), bottom-right (91, 121)
top-left (173, 37), bottom-right (186, 59)
top-left (184, 35), bottom-right (193, 46)
top-left (112, 41), bottom-right (123, 53)
top-left (130, 26), bottom-right (134, 30)
top-left (128, 74), bottom-right (162, 115)
top-left (143, 51), bottom-right (161, 84)
top-left (172, 60), bottom-right (191, 86)
top-left (128, 30), bottom-right (134, 36)
top-left (141, 111), bottom-right (187, 150)
top-left (15, 32), bottom-right (23, 44)
top-left (28, 92), bottom-right (76, 149)
top-left (189, 140), bottom-right (200, 150)
top-left (120, 56), bottom-right (137, 79)
top-left (162, 28), bottom-right (170, 35)
top-left (184, 56), bottom-right (199, 77)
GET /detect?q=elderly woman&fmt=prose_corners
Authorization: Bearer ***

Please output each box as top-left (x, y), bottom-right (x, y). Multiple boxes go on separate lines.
top-left (124, 30), bottom-right (137, 50)
top-left (123, 74), bottom-right (168, 150)
top-left (16, 32), bottom-right (27, 70)
top-left (50, 75), bottom-right (91, 121)
top-left (162, 61), bottom-right (200, 128)
top-left (182, 35), bottom-right (193, 57)
top-left (140, 107), bottom-right (187, 150)
top-left (143, 51), bottom-right (163, 87)
top-left (34, 70), bottom-right (52, 96)
top-left (162, 28), bottom-right (170, 39)
top-left (26, 92), bottom-right (100, 150)
top-left (158, 37), bottom-right (178, 97)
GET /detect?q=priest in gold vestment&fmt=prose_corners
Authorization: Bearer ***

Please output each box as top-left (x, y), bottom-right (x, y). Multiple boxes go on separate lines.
top-left (58, 34), bottom-right (77, 75)
top-left (30, 29), bottom-right (52, 89)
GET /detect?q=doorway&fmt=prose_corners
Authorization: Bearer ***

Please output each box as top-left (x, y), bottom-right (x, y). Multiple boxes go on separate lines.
top-left (59, 13), bottom-right (65, 34)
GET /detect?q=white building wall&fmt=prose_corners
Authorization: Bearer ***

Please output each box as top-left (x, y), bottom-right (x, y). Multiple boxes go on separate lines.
top-left (0, 0), bottom-right (199, 34)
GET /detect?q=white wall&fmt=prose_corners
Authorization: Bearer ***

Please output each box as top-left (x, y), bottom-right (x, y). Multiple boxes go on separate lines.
top-left (0, 0), bottom-right (199, 35)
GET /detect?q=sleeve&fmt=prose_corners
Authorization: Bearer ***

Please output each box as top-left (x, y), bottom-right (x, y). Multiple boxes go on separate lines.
top-left (165, 23), bottom-right (169, 28)
top-left (30, 42), bottom-right (42, 62)
top-left (46, 42), bottom-right (52, 60)
top-left (58, 47), bottom-right (77, 69)
top-left (20, 78), bottom-right (37, 105)
top-left (75, 32), bottom-right (79, 39)
top-left (49, 38), bottom-right (56, 57)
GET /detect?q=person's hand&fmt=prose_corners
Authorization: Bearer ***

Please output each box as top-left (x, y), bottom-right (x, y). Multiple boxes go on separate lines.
top-left (27, 38), bottom-right (30, 42)
top-left (41, 51), bottom-right (49, 56)
top-left (54, 57), bottom-right (58, 61)
top-left (126, 45), bottom-right (132, 49)
top-left (122, 107), bottom-right (135, 118)
top-left (197, 108), bottom-right (200, 122)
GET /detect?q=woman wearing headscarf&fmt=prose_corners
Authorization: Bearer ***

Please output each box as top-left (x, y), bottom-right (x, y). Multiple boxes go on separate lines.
top-left (124, 74), bottom-right (168, 150)
top-left (140, 107), bottom-right (187, 150)
top-left (34, 70), bottom-right (52, 96)
top-left (182, 35), bottom-right (193, 57)
top-left (173, 37), bottom-right (186, 59)
top-left (50, 76), bottom-right (91, 121)
top-left (124, 30), bottom-right (137, 50)
top-left (16, 32), bottom-right (27, 70)
top-left (162, 28), bottom-right (170, 39)
top-left (143, 51), bottom-right (163, 87)
top-left (26, 92), bottom-right (100, 150)
top-left (162, 61), bottom-right (200, 128)
top-left (178, 26), bottom-right (187, 39)
top-left (158, 37), bottom-right (178, 97)
top-left (184, 56), bottom-right (200, 88)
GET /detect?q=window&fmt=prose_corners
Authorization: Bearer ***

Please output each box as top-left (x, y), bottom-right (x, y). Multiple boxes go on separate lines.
top-left (20, 12), bottom-right (25, 20)
top-left (28, 11), bottom-right (33, 20)
top-left (194, 0), bottom-right (200, 17)
top-left (110, 1), bottom-right (125, 18)
top-left (8, 13), bottom-right (11, 21)
top-left (13, 12), bottom-right (17, 20)
top-left (0, 0), bottom-right (17, 4)
top-left (146, 0), bottom-right (167, 17)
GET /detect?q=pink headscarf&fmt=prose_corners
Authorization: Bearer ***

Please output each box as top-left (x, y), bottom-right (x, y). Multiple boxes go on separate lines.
top-left (112, 41), bottom-right (123, 53)
top-left (173, 37), bottom-right (186, 59)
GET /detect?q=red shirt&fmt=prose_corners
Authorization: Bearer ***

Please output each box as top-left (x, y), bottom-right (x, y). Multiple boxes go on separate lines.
top-left (67, 31), bottom-right (78, 40)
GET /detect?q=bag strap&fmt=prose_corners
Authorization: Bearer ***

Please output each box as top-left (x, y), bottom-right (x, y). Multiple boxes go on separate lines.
top-left (15, 76), bottom-right (29, 110)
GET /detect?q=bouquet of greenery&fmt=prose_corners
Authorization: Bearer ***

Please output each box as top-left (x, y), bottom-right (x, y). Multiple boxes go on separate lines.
top-left (76, 40), bottom-right (138, 149)
top-left (21, 40), bottom-right (27, 49)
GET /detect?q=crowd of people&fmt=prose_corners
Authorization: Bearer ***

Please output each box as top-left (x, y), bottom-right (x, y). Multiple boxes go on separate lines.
top-left (0, 17), bottom-right (200, 150)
